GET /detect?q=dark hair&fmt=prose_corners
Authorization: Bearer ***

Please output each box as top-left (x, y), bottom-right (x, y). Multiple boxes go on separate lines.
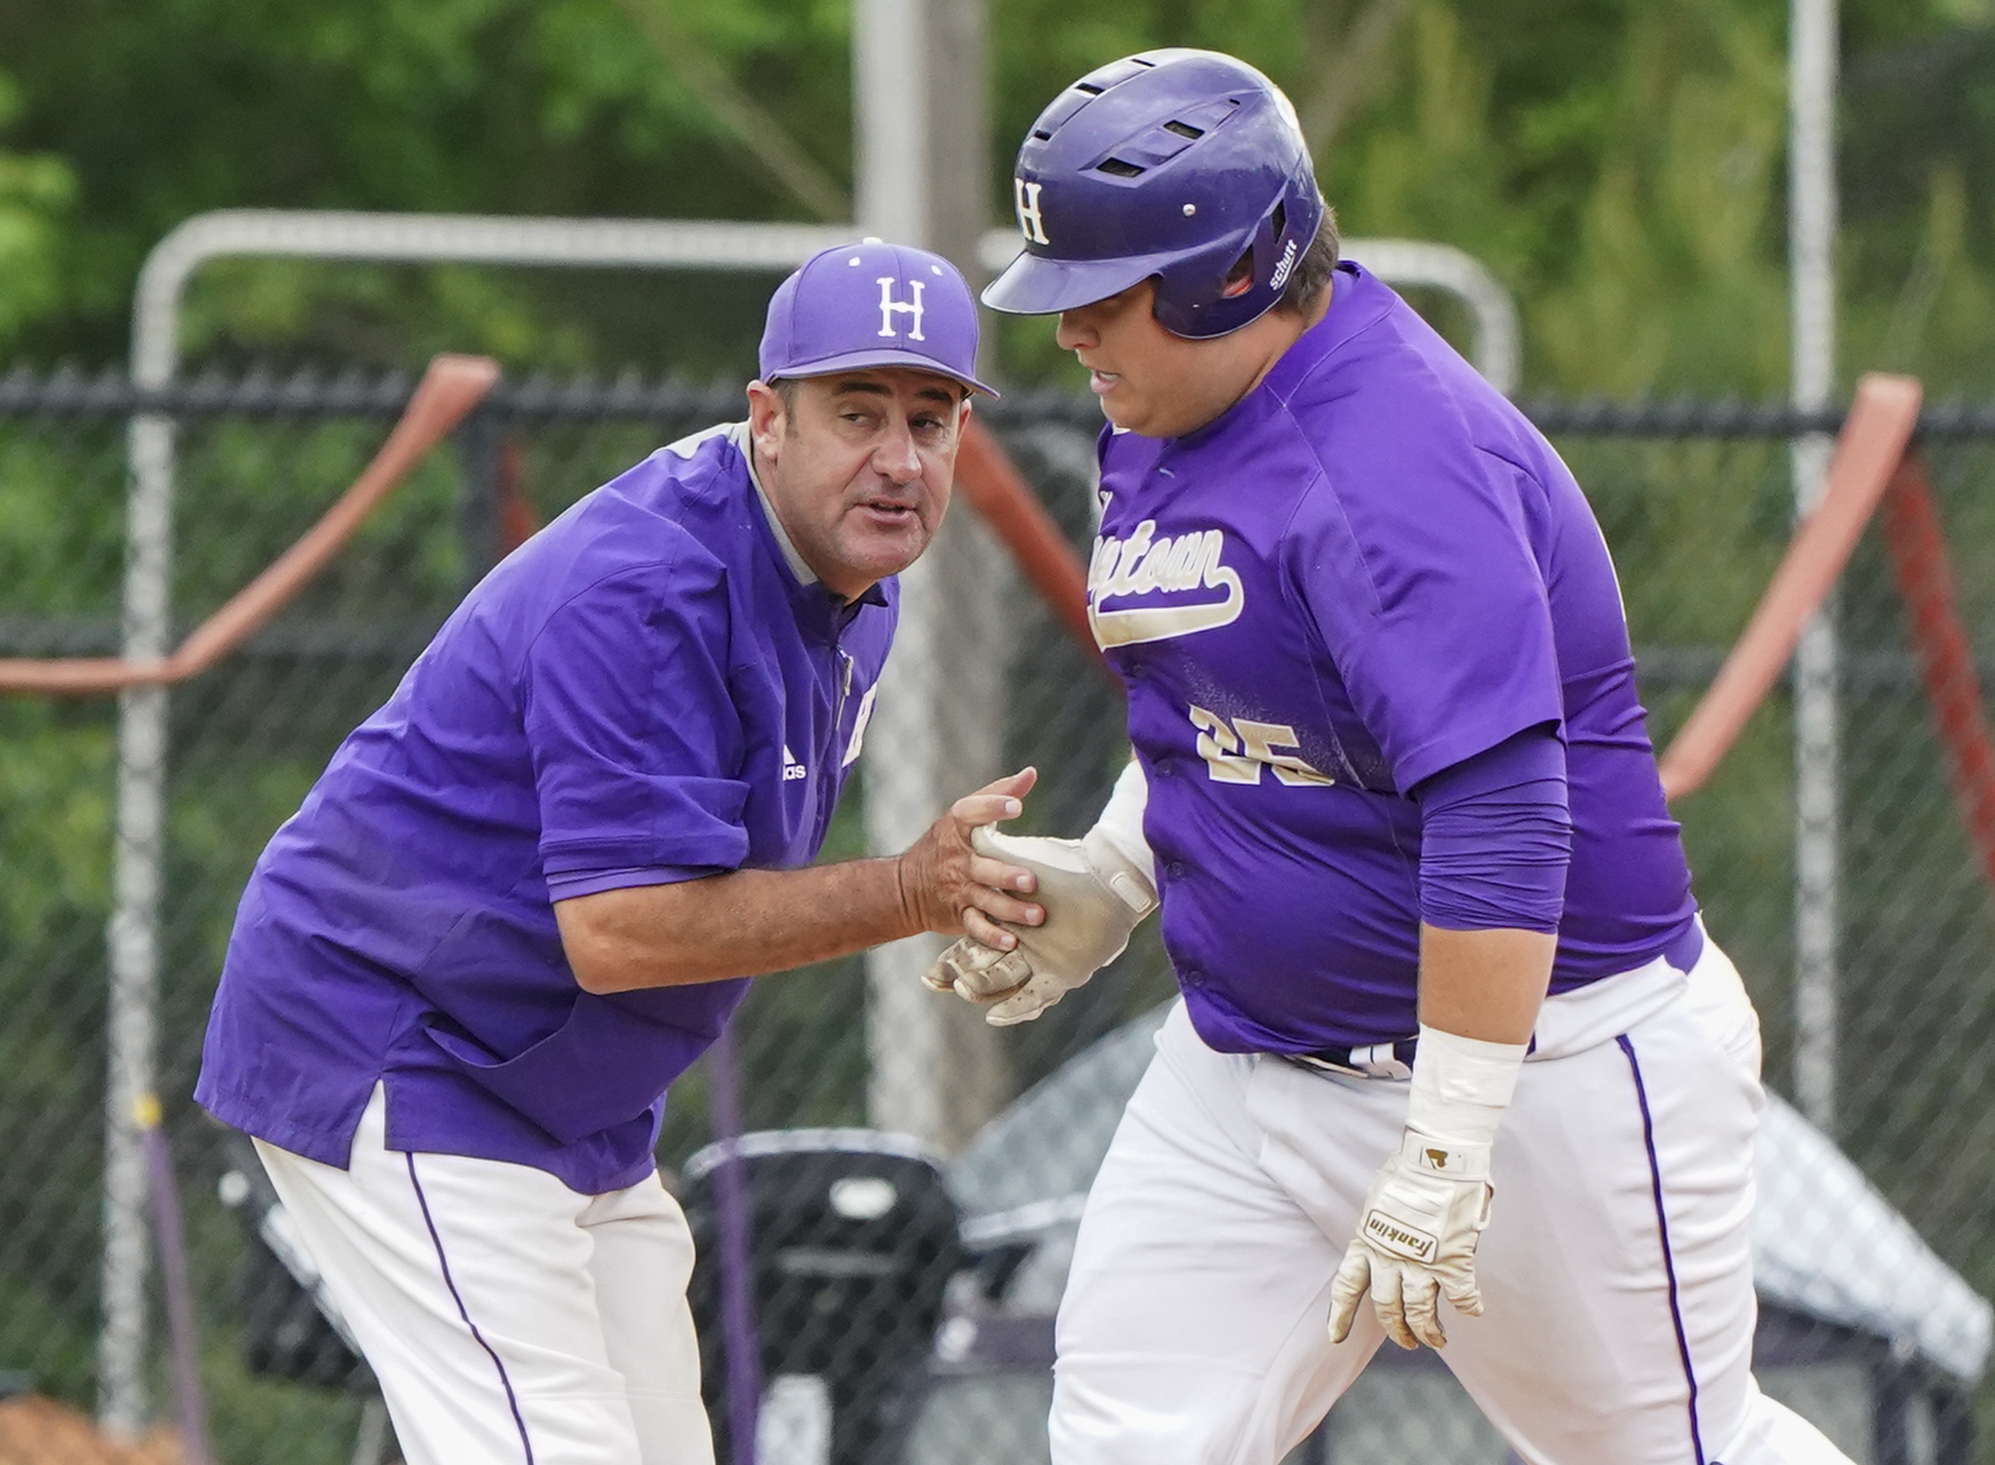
top-left (1276, 205), bottom-right (1341, 318)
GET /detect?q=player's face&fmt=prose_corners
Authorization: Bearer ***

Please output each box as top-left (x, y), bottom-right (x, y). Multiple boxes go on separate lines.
top-left (749, 369), bottom-right (968, 600)
top-left (1055, 280), bottom-right (1287, 438)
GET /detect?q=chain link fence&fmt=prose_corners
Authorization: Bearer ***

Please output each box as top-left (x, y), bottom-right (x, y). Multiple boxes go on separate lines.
top-left (0, 363), bottom-right (1992, 1462)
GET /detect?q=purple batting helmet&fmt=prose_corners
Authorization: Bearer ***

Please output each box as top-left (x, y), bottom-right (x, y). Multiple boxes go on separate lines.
top-left (981, 49), bottom-right (1324, 339)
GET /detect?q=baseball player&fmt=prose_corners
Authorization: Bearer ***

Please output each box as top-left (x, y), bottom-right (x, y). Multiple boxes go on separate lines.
top-left (929, 49), bottom-right (1858, 1465)
top-left (195, 240), bottom-right (1046, 1465)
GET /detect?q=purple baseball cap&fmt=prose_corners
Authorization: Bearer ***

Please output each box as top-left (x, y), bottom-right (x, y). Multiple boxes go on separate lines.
top-left (759, 239), bottom-right (998, 397)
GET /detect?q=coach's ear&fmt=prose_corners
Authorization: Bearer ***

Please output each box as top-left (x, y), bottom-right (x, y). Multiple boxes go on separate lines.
top-left (747, 379), bottom-right (787, 463)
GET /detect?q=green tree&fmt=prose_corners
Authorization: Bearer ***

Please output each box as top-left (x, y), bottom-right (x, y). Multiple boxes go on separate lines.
top-left (1, 0), bottom-right (1994, 397)
top-left (0, 70), bottom-right (74, 345)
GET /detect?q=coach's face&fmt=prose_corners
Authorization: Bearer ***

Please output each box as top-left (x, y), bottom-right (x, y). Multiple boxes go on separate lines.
top-left (749, 369), bottom-right (968, 600)
top-left (1056, 280), bottom-right (1296, 439)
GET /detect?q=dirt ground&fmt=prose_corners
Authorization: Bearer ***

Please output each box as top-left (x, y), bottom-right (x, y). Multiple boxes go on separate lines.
top-left (0, 1395), bottom-right (183, 1465)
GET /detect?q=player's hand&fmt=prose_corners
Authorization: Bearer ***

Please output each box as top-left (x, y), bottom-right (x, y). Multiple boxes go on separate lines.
top-left (1327, 1127), bottom-right (1493, 1350)
top-left (922, 824), bottom-right (1157, 1025)
top-left (894, 768), bottom-right (1046, 943)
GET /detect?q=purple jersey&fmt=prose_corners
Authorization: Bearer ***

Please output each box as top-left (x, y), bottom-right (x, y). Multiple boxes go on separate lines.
top-left (196, 424), bottom-right (892, 1194)
top-left (1092, 262), bottom-right (1696, 1054)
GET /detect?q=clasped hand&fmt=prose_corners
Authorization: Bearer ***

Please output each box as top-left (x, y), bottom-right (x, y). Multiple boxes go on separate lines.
top-left (923, 824), bottom-right (1157, 1025)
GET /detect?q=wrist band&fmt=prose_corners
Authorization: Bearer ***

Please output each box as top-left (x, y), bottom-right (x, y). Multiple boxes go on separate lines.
top-left (1091, 758), bottom-right (1155, 886)
top-left (1407, 1024), bottom-right (1527, 1148)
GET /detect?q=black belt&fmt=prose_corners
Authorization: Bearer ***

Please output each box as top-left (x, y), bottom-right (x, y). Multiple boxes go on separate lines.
top-left (1278, 921), bottom-right (1705, 1082)
top-left (1284, 1040), bottom-right (1419, 1081)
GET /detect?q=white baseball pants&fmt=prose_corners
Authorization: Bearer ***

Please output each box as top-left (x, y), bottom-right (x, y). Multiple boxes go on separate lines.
top-left (255, 1085), bottom-right (713, 1465)
top-left (1050, 940), bottom-right (1855, 1465)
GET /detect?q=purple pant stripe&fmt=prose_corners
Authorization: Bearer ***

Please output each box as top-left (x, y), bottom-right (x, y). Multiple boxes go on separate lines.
top-left (1617, 1033), bottom-right (1709, 1465)
top-left (405, 1153), bottom-right (536, 1465)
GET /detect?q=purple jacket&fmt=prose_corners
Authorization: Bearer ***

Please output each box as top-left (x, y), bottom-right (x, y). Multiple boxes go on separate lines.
top-left (197, 425), bottom-right (892, 1193)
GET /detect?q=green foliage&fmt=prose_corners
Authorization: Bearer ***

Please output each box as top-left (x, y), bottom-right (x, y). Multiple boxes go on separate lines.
top-left (0, 0), bottom-right (854, 367)
top-left (0, 433), bottom-right (126, 616)
top-left (0, 0), bottom-right (1992, 397)
top-left (190, 1354), bottom-right (378, 1465)
top-left (0, 702), bottom-right (114, 1391)
top-left (170, 417), bottom-right (466, 618)
top-left (0, 70), bottom-right (74, 348)
top-left (0, 705), bottom-right (116, 986)
top-left (0, 1259), bottom-right (98, 1408)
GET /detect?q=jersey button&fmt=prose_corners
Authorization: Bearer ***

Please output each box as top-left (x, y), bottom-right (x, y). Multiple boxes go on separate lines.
top-left (1167, 861), bottom-right (1186, 879)
top-left (1181, 968), bottom-right (1204, 987)
top-left (1155, 759), bottom-right (1174, 778)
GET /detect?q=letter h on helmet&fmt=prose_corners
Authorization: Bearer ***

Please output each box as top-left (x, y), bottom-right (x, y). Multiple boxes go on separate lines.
top-left (982, 49), bottom-right (1324, 340)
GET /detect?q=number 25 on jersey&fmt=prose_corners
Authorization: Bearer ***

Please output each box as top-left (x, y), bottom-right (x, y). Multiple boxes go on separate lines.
top-left (1189, 704), bottom-right (1335, 787)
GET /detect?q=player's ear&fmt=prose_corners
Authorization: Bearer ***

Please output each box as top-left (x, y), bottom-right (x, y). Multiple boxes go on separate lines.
top-left (1220, 249), bottom-right (1255, 299)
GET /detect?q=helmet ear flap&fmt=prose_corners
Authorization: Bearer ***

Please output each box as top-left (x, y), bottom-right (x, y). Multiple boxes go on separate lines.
top-left (1148, 183), bottom-right (1322, 339)
top-left (1146, 242), bottom-right (1229, 336)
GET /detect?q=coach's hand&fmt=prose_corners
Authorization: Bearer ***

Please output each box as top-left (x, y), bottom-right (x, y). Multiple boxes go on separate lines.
top-left (895, 768), bottom-right (1046, 943)
top-left (923, 824), bottom-right (1158, 1025)
top-left (1327, 1128), bottom-right (1493, 1350)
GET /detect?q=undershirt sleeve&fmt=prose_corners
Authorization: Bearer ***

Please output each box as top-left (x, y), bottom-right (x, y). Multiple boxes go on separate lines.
top-left (1412, 724), bottom-right (1572, 934)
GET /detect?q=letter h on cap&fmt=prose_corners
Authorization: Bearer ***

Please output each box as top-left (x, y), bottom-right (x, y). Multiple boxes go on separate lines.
top-left (877, 278), bottom-right (926, 340)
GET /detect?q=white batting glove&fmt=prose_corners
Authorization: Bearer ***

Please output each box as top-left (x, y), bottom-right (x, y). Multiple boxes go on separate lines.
top-left (922, 823), bottom-right (1157, 1026)
top-left (1327, 1023), bottom-right (1526, 1350)
top-left (1326, 1127), bottom-right (1493, 1350)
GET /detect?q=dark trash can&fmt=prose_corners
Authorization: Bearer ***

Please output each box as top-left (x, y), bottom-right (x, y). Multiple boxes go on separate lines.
top-left (682, 1129), bottom-right (963, 1464)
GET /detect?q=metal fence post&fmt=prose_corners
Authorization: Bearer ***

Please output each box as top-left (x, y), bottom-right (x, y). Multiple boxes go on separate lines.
top-left (99, 410), bottom-right (173, 1439)
top-left (1789, 0), bottom-right (1842, 1134)
top-left (854, 0), bottom-right (1015, 1151)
